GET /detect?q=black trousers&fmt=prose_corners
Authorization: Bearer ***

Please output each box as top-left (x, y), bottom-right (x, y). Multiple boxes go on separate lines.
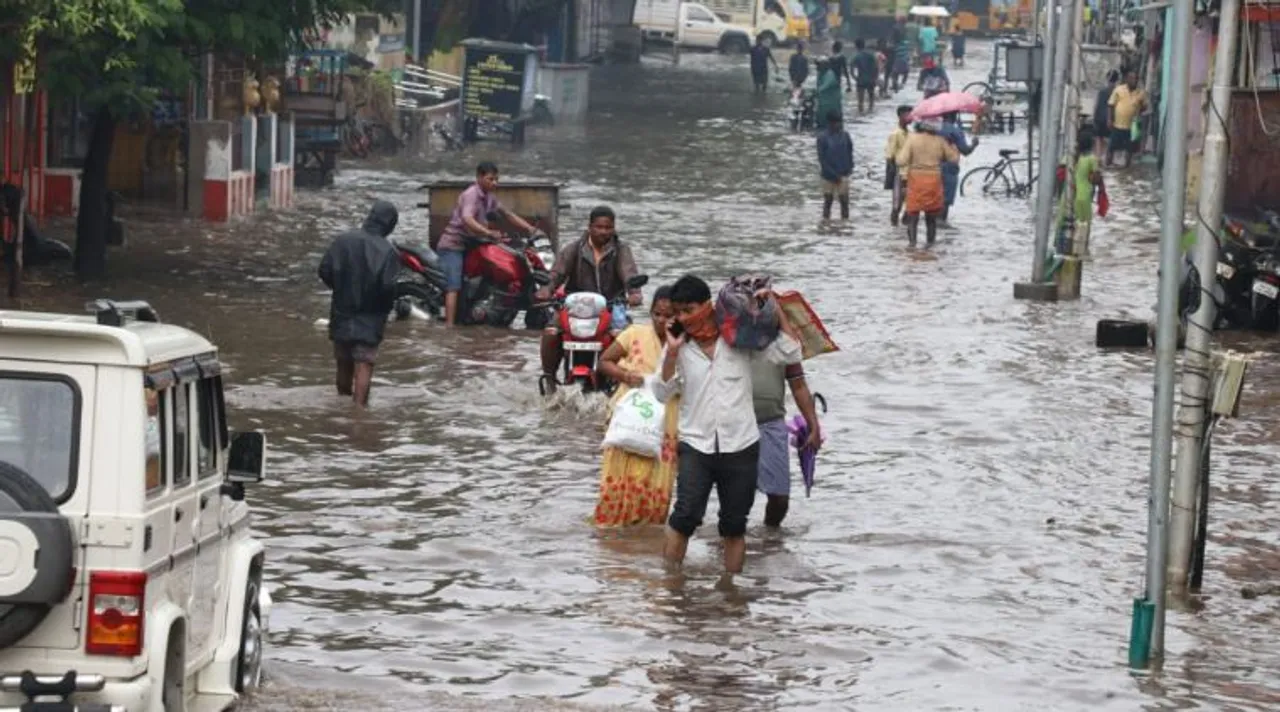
top-left (667, 442), bottom-right (760, 538)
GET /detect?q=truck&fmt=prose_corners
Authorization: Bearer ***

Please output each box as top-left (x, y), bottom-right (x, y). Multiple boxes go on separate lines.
top-left (951, 0), bottom-right (1034, 36)
top-left (633, 0), bottom-right (756, 53)
top-left (700, 0), bottom-right (805, 46)
top-left (844, 0), bottom-right (909, 42)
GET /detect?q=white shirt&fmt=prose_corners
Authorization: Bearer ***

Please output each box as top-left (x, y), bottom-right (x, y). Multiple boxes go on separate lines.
top-left (651, 334), bottom-right (802, 455)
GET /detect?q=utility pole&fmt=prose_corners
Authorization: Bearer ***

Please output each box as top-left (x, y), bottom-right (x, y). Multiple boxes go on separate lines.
top-left (1028, 0), bottom-right (1044, 187)
top-left (1059, 0), bottom-right (1085, 260)
top-left (1014, 0), bottom-right (1069, 300)
top-left (1168, 0), bottom-right (1241, 593)
top-left (1134, 0), bottom-right (1194, 668)
top-left (412, 0), bottom-right (423, 62)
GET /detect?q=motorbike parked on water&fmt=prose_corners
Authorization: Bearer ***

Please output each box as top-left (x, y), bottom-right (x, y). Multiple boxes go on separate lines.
top-left (788, 87), bottom-right (816, 132)
top-left (1179, 210), bottom-right (1280, 331)
top-left (391, 226), bottom-right (556, 329)
top-left (537, 274), bottom-right (650, 396)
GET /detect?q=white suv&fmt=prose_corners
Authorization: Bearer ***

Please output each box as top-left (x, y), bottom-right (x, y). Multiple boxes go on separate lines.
top-left (0, 300), bottom-right (270, 712)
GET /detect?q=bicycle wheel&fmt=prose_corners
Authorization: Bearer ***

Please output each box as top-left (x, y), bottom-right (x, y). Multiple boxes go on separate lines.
top-left (963, 81), bottom-right (992, 102)
top-left (960, 166), bottom-right (1013, 198)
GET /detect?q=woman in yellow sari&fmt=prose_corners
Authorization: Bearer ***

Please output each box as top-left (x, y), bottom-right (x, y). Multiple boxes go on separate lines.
top-left (592, 286), bottom-right (679, 527)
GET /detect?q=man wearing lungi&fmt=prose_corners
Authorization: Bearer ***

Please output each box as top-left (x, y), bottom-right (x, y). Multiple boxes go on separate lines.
top-left (750, 358), bottom-right (822, 527)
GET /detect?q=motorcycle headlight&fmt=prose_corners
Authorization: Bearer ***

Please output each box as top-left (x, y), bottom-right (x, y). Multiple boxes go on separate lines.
top-left (569, 317), bottom-right (600, 339)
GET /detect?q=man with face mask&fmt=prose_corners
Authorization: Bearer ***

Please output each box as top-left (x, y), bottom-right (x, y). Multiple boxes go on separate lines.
top-left (651, 275), bottom-right (810, 574)
top-left (319, 200), bottom-right (402, 407)
top-left (535, 205), bottom-right (642, 394)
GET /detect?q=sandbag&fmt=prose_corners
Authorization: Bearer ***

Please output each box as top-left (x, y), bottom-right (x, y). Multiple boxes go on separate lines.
top-left (716, 274), bottom-right (780, 350)
top-left (602, 384), bottom-right (665, 458)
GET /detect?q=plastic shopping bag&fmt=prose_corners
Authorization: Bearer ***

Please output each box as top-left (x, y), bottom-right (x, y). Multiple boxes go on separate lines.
top-left (602, 385), bottom-right (665, 458)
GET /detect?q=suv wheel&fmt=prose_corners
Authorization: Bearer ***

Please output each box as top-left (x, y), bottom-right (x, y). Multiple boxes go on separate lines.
top-left (235, 569), bottom-right (264, 693)
top-left (0, 461), bottom-right (74, 649)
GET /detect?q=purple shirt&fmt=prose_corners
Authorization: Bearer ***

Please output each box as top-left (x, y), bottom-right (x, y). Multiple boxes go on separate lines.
top-left (438, 183), bottom-right (500, 252)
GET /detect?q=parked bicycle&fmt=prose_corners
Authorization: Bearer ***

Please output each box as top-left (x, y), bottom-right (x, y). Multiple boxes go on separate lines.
top-left (960, 149), bottom-right (1038, 199)
top-left (342, 114), bottom-right (402, 159)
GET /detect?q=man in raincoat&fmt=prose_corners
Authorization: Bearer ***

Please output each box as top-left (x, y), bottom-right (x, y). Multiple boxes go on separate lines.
top-left (319, 200), bottom-right (402, 407)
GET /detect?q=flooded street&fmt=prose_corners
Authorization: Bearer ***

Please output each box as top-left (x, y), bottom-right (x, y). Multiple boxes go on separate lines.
top-left (24, 41), bottom-right (1280, 710)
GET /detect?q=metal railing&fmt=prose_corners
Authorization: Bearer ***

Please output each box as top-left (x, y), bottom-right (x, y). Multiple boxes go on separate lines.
top-left (394, 64), bottom-right (461, 109)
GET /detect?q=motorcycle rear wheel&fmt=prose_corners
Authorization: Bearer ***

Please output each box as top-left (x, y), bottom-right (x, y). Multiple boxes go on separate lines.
top-left (1251, 293), bottom-right (1280, 331)
top-left (393, 281), bottom-right (443, 320)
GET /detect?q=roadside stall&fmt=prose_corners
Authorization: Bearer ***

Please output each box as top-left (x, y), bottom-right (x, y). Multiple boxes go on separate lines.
top-left (422, 180), bottom-right (566, 253)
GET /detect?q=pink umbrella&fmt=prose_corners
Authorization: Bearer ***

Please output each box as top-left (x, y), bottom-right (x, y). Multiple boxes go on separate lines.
top-left (909, 91), bottom-right (984, 120)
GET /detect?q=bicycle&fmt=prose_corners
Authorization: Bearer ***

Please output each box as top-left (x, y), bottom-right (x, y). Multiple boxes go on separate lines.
top-left (960, 149), bottom-right (1038, 199)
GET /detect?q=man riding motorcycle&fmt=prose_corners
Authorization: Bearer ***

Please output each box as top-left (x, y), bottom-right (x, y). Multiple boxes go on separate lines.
top-left (437, 161), bottom-right (543, 326)
top-left (536, 205), bottom-right (642, 393)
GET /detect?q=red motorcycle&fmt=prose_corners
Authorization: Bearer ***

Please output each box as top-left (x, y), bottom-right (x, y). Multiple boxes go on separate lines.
top-left (538, 274), bottom-right (649, 396)
top-left (392, 228), bottom-right (555, 328)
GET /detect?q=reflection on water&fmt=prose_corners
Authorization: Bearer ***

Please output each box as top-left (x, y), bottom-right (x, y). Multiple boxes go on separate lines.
top-left (19, 41), bottom-right (1280, 711)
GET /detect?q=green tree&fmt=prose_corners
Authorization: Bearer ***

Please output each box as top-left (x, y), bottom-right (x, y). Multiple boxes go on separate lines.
top-left (2, 0), bottom-right (398, 281)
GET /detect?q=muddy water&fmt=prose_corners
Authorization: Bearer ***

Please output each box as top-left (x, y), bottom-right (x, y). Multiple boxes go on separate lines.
top-left (25, 41), bottom-right (1280, 711)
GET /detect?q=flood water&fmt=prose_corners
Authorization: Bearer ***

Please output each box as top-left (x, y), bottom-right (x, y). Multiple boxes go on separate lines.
top-left (23, 41), bottom-right (1280, 711)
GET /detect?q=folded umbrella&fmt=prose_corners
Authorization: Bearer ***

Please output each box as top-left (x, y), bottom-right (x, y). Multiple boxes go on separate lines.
top-left (908, 91), bottom-right (984, 120)
top-left (787, 394), bottom-right (826, 498)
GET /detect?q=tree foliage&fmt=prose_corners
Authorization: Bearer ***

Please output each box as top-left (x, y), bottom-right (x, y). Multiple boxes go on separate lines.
top-left (0, 0), bottom-right (398, 281)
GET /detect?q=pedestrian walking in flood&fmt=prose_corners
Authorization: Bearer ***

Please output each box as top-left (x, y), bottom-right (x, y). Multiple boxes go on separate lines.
top-left (875, 39), bottom-right (891, 98)
top-left (851, 39), bottom-right (879, 114)
top-left (652, 275), bottom-right (803, 574)
top-left (884, 105), bottom-right (913, 226)
top-left (1057, 129), bottom-right (1104, 255)
top-left (888, 18), bottom-right (910, 91)
top-left (817, 111), bottom-right (854, 220)
top-left (1106, 70), bottom-right (1147, 168)
top-left (814, 59), bottom-right (842, 126)
top-left (750, 34), bottom-right (781, 93)
top-left (891, 32), bottom-right (911, 91)
top-left (318, 200), bottom-right (401, 407)
top-left (593, 285), bottom-right (680, 527)
top-left (918, 19), bottom-right (939, 64)
top-left (828, 41), bottom-right (854, 93)
top-left (789, 41), bottom-right (810, 89)
top-left (918, 56), bottom-right (950, 98)
top-left (895, 118), bottom-right (959, 246)
top-left (1093, 70), bottom-right (1120, 157)
top-left (938, 111), bottom-right (979, 225)
top-left (751, 348), bottom-right (822, 528)
top-left (950, 28), bottom-right (966, 67)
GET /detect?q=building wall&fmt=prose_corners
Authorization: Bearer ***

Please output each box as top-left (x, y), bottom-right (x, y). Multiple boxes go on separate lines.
top-left (328, 13), bottom-right (409, 75)
top-left (1225, 89), bottom-right (1280, 214)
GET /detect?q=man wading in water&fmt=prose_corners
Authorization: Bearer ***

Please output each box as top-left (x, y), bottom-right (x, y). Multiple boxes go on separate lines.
top-left (319, 200), bottom-right (401, 407)
top-left (750, 34), bottom-right (781, 93)
top-left (752, 349), bottom-right (822, 527)
top-left (816, 111), bottom-right (854, 220)
top-left (653, 275), bottom-right (802, 573)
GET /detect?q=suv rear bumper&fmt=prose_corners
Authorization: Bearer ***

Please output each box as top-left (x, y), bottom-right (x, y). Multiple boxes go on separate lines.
top-left (0, 671), bottom-right (147, 712)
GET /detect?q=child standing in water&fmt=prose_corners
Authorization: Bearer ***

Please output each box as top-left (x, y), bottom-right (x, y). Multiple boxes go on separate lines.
top-left (884, 105), bottom-right (913, 226)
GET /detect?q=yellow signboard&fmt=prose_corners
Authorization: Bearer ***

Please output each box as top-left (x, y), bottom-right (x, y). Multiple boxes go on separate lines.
top-left (14, 59), bottom-right (36, 94)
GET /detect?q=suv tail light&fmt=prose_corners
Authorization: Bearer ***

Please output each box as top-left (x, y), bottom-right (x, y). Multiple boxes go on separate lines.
top-left (86, 571), bottom-right (147, 656)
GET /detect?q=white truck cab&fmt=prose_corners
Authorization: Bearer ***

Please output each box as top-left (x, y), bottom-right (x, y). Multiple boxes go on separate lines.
top-left (0, 300), bottom-right (270, 712)
top-left (634, 0), bottom-right (756, 53)
top-left (701, 0), bottom-right (802, 47)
